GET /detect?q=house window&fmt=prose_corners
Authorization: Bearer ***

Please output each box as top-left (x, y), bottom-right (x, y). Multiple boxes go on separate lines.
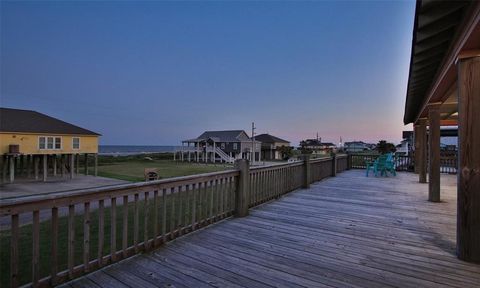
top-left (233, 143), bottom-right (238, 150)
top-left (47, 137), bottom-right (54, 149)
top-left (39, 136), bottom-right (62, 150)
top-left (221, 143), bottom-right (225, 149)
top-left (39, 137), bottom-right (46, 149)
top-left (72, 137), bottom-right (80, 149)
top-left (55, 137), bottom-right (62, 149)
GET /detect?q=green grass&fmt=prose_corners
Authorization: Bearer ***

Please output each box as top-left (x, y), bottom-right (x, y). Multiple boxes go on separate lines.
top-left (0, 187), bottom-right (226, 287)
top-left (92, 159), bottom-right (231, 182)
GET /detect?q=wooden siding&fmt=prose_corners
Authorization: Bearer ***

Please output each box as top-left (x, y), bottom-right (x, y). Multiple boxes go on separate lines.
top-left (0, 133), bottom-right (98, 155)
top-left (64, 170), bottom-right (480, 288)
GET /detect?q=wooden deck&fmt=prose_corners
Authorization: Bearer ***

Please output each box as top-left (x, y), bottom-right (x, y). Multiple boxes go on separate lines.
top-left (63, 170), bottom-right (480, 288)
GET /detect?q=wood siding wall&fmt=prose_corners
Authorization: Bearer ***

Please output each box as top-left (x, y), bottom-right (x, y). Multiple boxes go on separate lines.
top-left (0, 133), bottom-right (98, 155)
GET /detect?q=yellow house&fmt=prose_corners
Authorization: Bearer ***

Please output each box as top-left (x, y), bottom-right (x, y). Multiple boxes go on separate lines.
top-left (0, 107), bottom-right (101, 183)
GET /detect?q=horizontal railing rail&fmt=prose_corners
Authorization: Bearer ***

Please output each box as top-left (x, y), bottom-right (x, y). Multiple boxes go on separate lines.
top-left (0, 155), bottom-right (349, 288)
top-left (349, 153), bottom-right (457, 174)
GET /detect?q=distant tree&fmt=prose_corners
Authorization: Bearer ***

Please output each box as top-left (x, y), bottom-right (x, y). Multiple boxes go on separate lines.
top-left (299, 147), bottom-right (313, 155)
top-left (376, 140), bottom-right (396, 154)
top-left (299, 140), bottom-right (313, 155)
top-left (277, 145), bottom-right (294, 160)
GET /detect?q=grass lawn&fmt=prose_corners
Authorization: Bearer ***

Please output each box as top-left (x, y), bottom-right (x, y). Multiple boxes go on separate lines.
top-left (92, 159), bottom-right (232, 182)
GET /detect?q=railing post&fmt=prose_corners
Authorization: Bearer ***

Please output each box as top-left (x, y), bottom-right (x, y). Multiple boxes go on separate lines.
top-left (300, 155), bottom-right (311, 188)
top-left (331, 153), bottom-right (337, 177)
top-left (234, 159), bottom-right (250, 217)
top-left (347, 154), bottom-right (352, 170)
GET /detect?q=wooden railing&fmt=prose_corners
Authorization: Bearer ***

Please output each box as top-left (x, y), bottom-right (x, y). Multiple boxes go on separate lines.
top-left (440, 156), bottom-right (457, 174)
top-left (248, 155), bottom-right (348, 207)
top-left (349, 154), bottom-right (380, 169)
top-left (350, 153), bottom-right (416, 172)
top-left (0, 170), bottom-right (238, 288)
top-left (0, 155), bottom-right (348, 288)
top-left (349, 153), bottom-right (457, 174)
top-left (249, 161), bottom-right (304, 207)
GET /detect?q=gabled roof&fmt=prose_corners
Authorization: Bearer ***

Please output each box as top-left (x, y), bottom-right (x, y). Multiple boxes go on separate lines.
top-left (255, 134), bottom-right (290, 144)
top-left (186, 130), bottom-right (251, 142)
top-left (0, 108), bottom-right (100, 136)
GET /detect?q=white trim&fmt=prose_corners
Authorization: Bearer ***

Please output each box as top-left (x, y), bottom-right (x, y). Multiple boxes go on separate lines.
top-left (72, 137), bottom-right (80, 150)
top-left (38, 136), bottom-right (46, 150)
top-left (54, 136), bottom-right (62, 150)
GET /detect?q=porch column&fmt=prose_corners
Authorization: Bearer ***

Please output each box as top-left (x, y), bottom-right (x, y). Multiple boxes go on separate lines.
top-left (428, 103), bottom-right (441, 202)
top-left (84, 154), bottom-right (89, 175)
top-left (34, 155), bottom-right (39, 180)
top-left (76, 154), bottom-right (80, 174)
top-left (196, 143), bottom-right (199, 162)
top-left (213, 142), bottom-right (216, 163)
top-left (43, 154), bottom-right (48, 182)
top-left (413, 125), bottom-right (420, 173)
top-left (26, 155), bottom-right (31, 178)
top-left (70, 154), bottom-right (75, 179)
top-left (61, 155), bottom-right (66, 177)
top-left (94, 154), bottom-right (98, 176)
top-left (9, 156), bottom-right (14, 183)
top-left (417, 119), bottom-right (427, 183)
top-left (181, 142), bottom-right (184, 161)
top-left (456, 55), bottom-right (480, 263)
top-left (2, 156), bottom-right (7, 183)
top-left (53, 154), bottom-right (57, 176)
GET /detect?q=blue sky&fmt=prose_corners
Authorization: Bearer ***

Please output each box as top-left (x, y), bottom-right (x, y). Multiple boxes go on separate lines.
top-left (1, 1), bottom-right (415, 146)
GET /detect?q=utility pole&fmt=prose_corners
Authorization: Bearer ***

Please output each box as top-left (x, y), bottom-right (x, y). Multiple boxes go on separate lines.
top-left (251, 122), bottom-right (256, 165)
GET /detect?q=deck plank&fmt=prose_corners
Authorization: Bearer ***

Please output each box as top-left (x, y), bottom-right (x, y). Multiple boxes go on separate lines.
top-left (60, 170), bottom-right (480, 288)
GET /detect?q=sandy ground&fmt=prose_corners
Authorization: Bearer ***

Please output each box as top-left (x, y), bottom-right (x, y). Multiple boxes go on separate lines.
top-left (0, 175), bottom-right (128, 200)
top-left (0, 175), bottom-right (129, 229)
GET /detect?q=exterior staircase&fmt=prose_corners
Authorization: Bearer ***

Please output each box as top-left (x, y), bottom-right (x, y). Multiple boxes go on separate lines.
top-left (215, 147), bottom-right (234, 163)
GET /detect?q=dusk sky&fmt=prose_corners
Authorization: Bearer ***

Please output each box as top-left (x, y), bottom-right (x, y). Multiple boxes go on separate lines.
top-left (1, 1), bottom-right (415, 146)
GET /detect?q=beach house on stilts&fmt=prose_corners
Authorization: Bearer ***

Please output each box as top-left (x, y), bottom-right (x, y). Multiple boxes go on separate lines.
top-left (176, 130), bottom-right (261, 163)
top-left (0, 108), bottom-right (100, 183)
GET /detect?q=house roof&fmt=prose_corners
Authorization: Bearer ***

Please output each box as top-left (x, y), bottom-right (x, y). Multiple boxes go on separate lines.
top-left (185, 130), bottom-right (252, 142)
top-left (0, 108), bottom-right (101, 136)
top-left (255, 134), bottom-right (290, 144)
top-left (301, 139), bottom-right (336, 147)
top-left (344, 141), bottom-right (367, 146)
top-left (403, 0), bottom-right (473, 124)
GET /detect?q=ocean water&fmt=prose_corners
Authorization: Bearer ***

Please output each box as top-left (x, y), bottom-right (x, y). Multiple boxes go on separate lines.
top-left (99, 145), bottom-right (176, 156)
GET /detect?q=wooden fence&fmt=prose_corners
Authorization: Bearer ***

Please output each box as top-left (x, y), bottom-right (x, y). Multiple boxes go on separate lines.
top-left (0, 154), bottom-right (347, 288)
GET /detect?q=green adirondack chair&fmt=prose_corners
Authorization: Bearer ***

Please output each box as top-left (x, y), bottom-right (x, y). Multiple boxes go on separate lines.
top-left (385, 153), bottom-right (396, 176)
top-left (366, 154), bottom-right (386, 177)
